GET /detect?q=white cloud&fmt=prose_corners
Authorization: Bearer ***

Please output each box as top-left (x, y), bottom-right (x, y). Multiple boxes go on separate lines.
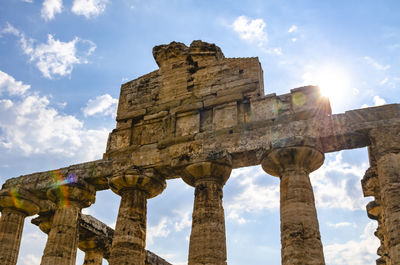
top-left (0, 70), bottom-right (108, 160)
top-left (325, 221), bottom-right (379, 265)
top-left (22, 0), bottom-right (34, 3)
top-left (0, 70), bottom-right (30, 96)
top-left (226, 166), bottom-right (280, 224)
top-left (173, 210), bottom-right (192, 232)
top-left (82, 94), bottom-right (118, 117)
top-left (225, 151), bottom-right (369, 224)
top-left (1, 23), bottom-right (21, 37)
top-left (1, 24), bottom-right (96, 79)
top-left (147, 217), bottom-right (171, 246)
top-left (364, 56), bottom-right (390, 71)
top-left (373, 95), bottom-right (386, 106)
top-left (311, 151), bottom-right (369, 210)
top-left (361, 104), bottom-right (369, 109)
top-left (379, 77), bottom-right (388, 86)
top-left (291, 37), bottom-right (297, 42)
top-left (232, 16), bottom-right (267, 46)
top-left (41, 0), bottom-right (63, 21)
top-left (288, 25), bottom-right (298, 33)
top-left (327, 222), bottom-right (357, 228)
top-left (272, 47), bottom-right (282, 55)
top-left (261, 47), bottom-right (283, 55)
top-left (72, 0), bottom-right (108, 18)
top-left (20, 254), bottom-right (41, 265)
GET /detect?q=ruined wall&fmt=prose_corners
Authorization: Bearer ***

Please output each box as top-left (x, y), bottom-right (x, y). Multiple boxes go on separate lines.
top-left (1, 40), bottom-right (400, 265)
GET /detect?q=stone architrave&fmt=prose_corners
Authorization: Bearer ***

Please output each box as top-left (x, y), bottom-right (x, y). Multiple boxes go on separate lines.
top-left (0, 40), bottom-right (400, 265)
top-left (108, 168), bottom-right (166, 265)
top-left (182, 158), bottom-right (232, 265)
top-left (0, 188), bottom-right (40, 265)
top-left (40, 181), bottom-right (96, 265)
top-left (369, 126), bottom-right (400, 264)
top-left (262, 146), bottom-right (325, 265)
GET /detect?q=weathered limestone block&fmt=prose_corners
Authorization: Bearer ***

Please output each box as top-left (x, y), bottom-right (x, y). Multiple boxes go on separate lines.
top-left (262, 146), bottom-right (325, 265)
top-left (182, 156), bottom-right (232, 265)
top-left (1, 40), bottom-right (400, 265)
top-left (145, 250), bottom-right (172, 265)
top-left (369, 126), bottom-right (400, 264)
top-left (105, 40), bottom-right (264, 168)
top-left (213, 102), bottom-right (238, 130)
top-left (41, 181), bottom-right (96, 265)
top-left (2, 159), bottom-right (112, 193)
top-left (108, 168), bottom-right (166, 265)
top-left (0, 188), bottom-right (40, 265)
top-left (176, 111), bottom-right (200, 136)
top-left (361, 164), bottom-right (391, 265)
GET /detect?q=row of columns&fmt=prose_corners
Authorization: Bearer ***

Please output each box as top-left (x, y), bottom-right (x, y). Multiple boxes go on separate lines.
top-left (0, 136), bottom-right (398, 265)
top-left (0, 146), bottom-right (325, 265)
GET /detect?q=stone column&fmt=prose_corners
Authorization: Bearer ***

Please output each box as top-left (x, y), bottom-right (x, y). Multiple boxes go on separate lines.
top-left (362, 165), bottom-right (391, 264)
top-left (182, 160), bottom-right (232, 265)
top-left (0, 188), bottom-right (40, 265)
top-left (80, 239), bottom-right (104, 265)
top-left (41, 181), bottom-right (95, 265)
top-left (262, 146), bottom-right (325, 265)
top-left (369, 126), bottom-right (400, 264)
top-left (108, 168), bottom-right (166, 265)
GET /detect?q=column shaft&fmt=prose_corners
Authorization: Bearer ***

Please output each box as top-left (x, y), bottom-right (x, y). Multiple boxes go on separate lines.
top-left (109, 189), bottom-right (147, 265)
top-left (280, 170), bottom-right (324, 265)
top-left (262, 146), bottom-right (325, 265)
top-left (41, 206), bottom-right (81, 265)
top-left (189, 180), bottom-right (226, 265)
top-left (376, 152), bottom-right (400, 263)
top-left (83, 250), bottom-right (103, 265)
top-left (0, 208), bottom-right (26, 265)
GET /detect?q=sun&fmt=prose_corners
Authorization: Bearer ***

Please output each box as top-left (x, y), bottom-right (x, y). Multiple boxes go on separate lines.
top-left (303, 64), bottom-right (352, 109)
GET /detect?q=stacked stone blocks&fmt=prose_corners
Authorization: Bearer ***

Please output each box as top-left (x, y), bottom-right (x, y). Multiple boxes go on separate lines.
top-left (0, 40), bottom-right (399, 265)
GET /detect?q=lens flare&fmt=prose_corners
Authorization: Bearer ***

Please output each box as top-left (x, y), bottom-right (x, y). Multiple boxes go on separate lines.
top-left (49, 170), bottom-right (78, 208)
top-left (302, 64), bottom-right (352, 112)
top-left (10, 187), bottom-right (22, 209)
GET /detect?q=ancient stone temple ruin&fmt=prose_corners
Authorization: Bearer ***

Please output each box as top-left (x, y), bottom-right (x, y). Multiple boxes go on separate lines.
top-left (0, 40), bottom-right (399, 265)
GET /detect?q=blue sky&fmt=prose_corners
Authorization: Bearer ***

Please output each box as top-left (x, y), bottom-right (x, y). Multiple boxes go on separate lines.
top-left (1, 1), bottom-right (399, 264)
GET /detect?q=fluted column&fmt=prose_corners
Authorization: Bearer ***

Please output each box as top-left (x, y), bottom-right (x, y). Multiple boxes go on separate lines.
top-left (0, 188), bottom-right (40, 265)
top-left (41, 181), bottom-right (95, 265)
top-left (108, 168), bottom-right (166, 265)
top-left (182, 160), bottom-right (232, 265)
top-left (369, 126), bottom-right (400, 264)
top-left (262, 146), bottom-right (325, 265)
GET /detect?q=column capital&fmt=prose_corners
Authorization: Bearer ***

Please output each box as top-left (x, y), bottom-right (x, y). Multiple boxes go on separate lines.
top-left (31, 212), bottom-right (54, 234)
top-left (183, 160), bottom-right (232, 187)
top-left (108, 168), bottom-right (166, 198)
top-left (79, 236), bottom-right (107, 254)
top-left (0, 187), bottom-right (40, 216)
top-left (262, 146), bottom-right (324, 177)
top-left (46, 180), bottom-right (96, 209)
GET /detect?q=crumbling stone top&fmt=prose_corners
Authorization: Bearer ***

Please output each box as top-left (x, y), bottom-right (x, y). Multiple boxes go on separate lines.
top-left (153, 40), bottom-right (224, 68)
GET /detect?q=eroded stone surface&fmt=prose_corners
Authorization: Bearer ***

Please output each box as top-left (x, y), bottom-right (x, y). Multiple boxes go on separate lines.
top-left (0, 188), bottom-right (40, 265)
top-left (0, 40), bottom-right (400, 265)
top-left (262, 147), bottom-right (325, 265)
top-left (108, 169), bottom-right (166, 265)
top-left (184, 159), bottom-right (232, 265)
